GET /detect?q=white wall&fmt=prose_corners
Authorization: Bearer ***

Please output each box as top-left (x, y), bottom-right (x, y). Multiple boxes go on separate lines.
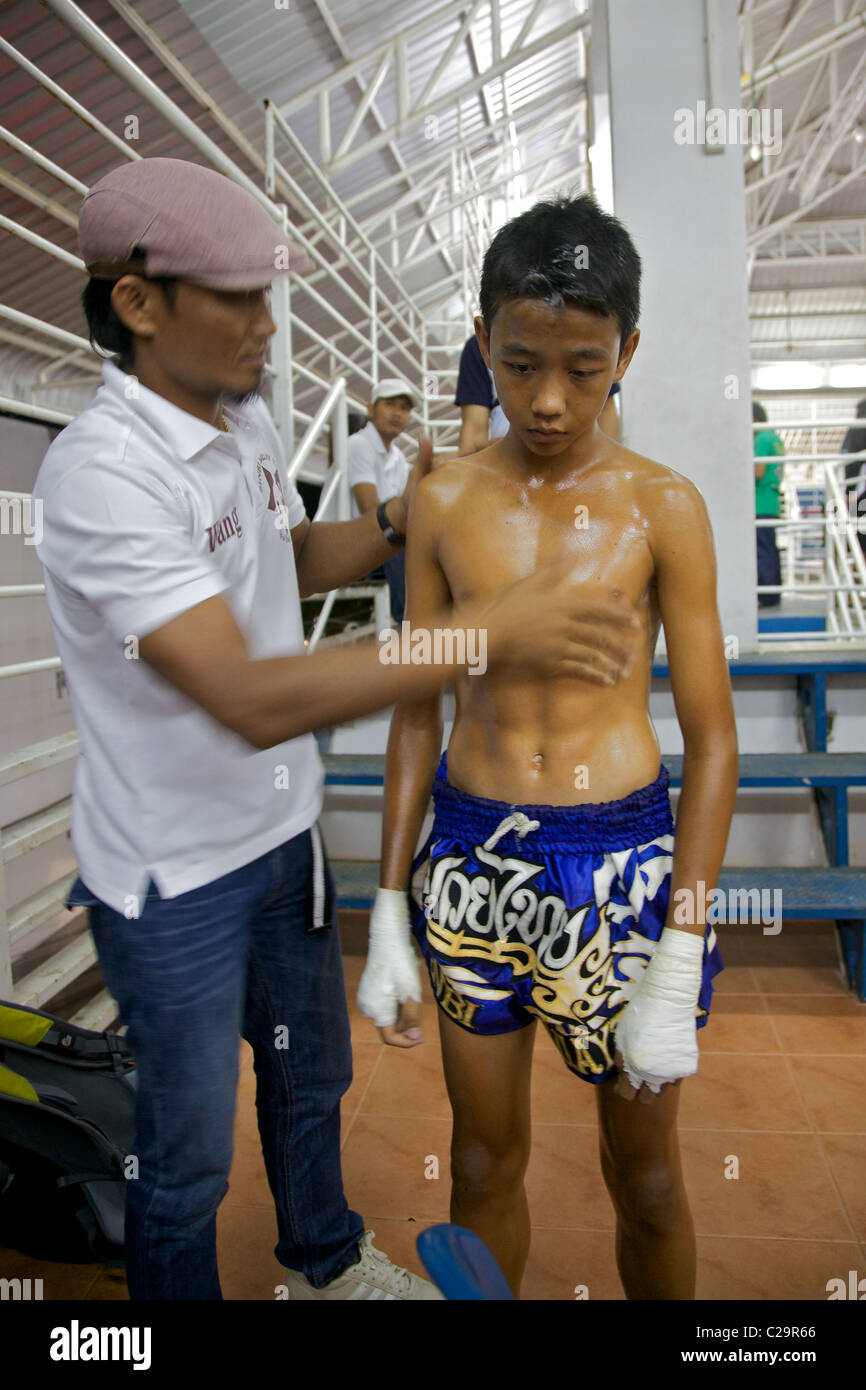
top-left (591, 0), bottom-right (758, 649)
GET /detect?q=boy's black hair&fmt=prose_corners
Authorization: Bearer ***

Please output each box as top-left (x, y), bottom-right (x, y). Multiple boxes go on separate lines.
top-left (479, 194), bottom-right (641, 353)
top-left (82, 268), bottom-right (178, 370)
top-left (752, 400), bottom-right (768, 423)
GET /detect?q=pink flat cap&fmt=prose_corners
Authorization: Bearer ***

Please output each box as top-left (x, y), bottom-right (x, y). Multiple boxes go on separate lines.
top-left (78, 157), bottom-right (312, 287)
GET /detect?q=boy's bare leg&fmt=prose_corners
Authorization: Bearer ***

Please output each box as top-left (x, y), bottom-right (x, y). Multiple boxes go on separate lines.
top-left (596, 1073), bottom-right (696, 1299)
top-left (437, 1008), bottom-right (536, 1296)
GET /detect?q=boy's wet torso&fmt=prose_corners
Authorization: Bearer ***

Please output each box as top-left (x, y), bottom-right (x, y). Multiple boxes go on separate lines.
top-left (434, 440), bottom-right (667, 807)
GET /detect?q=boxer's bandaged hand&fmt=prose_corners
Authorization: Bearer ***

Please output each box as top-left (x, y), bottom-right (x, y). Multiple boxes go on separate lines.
top-left (357, 887), bottom-right (422, 1028)
top-left (613, 929), bottom-right (705, 1094)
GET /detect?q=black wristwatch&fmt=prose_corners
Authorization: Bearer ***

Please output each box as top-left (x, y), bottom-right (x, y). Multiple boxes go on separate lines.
top-left (376, 498), bottom-right (405, 546)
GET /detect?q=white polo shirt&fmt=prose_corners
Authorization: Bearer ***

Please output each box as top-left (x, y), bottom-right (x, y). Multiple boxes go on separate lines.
top-left (347, 421), bottom-right (410, 519)
top-left (32, 360), bottom-right (323, 915)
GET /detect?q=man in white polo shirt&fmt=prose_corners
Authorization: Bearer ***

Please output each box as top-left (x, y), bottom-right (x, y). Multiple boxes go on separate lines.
top-left (348, 379), bottom-right (414, 624)
top-left (31, 157), bottom-right (640, 1303)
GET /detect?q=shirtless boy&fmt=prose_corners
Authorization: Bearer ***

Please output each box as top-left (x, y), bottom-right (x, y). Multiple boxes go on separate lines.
top-left (358, 194), bottom-right (739, 1299)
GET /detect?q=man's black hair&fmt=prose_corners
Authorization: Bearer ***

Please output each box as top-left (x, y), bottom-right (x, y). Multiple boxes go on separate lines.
top-left (478, 194), bottom-right (641, 352)
top-left (81, 272), bottom-right (178, 371)
top-left (752, 400), bottom-right (768, 423)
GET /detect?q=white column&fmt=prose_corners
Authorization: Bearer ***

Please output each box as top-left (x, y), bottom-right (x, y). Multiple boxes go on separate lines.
top-left (590, 0), bottom-right (757, 649)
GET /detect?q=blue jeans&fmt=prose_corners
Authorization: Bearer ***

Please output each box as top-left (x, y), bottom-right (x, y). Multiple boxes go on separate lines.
top-left (66, 826), bottom-right (363, 1299)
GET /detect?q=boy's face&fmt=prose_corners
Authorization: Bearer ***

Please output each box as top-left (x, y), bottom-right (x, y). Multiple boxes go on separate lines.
top-left (476, 299), bottom-right (638, 458)
top-left (114, 278), bottom-right (276, 398)
top-left (368, 395), bottom-right (413, 442)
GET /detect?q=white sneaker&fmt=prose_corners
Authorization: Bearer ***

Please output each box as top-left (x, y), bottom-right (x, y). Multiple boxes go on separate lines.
top-left (282, 1230), bottom-right (444, 1300)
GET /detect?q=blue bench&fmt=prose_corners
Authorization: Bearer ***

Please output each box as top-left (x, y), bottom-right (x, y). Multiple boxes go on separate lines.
top-left (323, 750), bottom-right (866, 866)
top-left (655, 650), bottom-right (866, 875)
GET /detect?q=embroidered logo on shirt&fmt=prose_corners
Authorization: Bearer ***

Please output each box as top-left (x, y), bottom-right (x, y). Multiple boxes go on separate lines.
top-left (205, 505), bottom-right (244, 551)
top-left (256, 453), bottom-right (292, 544)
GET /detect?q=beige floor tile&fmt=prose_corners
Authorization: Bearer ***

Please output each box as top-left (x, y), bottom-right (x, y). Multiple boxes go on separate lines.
top-left (341, 1042), bottom-right (383, 1129)
top-left (522, 1225), bottom-right (624, 1300)
top-left (696, 1234), bottom-right (863, 1300)
top-left (769, 996), bottom-right (866, 1055)
top-left (710, 964), bottom-right (759, 995)
top-left (341, 1114), bottom-right (453, 1223)
top-left (698, 995), bottom-right (780, 1053)
top-left (680, 1130), bottom-right (854, 1241)
top-left (525, 1124), bottom-right (616, 1231)
top-left (819, 1134), bottom-right (866, 1243)
top-left (359, 1038), bottom-right (452, 1119)
top-left (789, 1055), bottom-right (866, 1134)
top-left (215, 1202), bottom-right (286, 1300)
top-left (678, 1053), bottom-right (811, 1132)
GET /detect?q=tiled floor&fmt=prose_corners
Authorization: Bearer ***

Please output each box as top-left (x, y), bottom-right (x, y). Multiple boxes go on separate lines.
top-left (3, 918), bottom-right (865, 1301)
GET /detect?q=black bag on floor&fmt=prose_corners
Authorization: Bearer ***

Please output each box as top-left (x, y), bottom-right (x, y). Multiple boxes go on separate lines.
top-left (0, 1000), bottom-right (135, 1265)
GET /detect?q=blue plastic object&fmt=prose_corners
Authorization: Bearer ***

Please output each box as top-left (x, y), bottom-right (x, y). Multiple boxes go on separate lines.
top-left (416, 1223), bottom-right (515, 1300)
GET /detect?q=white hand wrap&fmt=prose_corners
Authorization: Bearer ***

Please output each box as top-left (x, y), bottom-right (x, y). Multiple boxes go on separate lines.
top-left (357, 887), bottom-right (422, 1028)
top-left (614, 929), bottom-right (705, 1094)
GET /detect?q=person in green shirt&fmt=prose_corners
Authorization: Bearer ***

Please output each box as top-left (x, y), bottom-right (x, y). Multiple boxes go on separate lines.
top-left (753, 400), bottom-right (784, 608)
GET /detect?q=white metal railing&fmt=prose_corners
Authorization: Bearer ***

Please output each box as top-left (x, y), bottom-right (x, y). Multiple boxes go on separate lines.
top-left (262, 97), bottom-right (433, 457)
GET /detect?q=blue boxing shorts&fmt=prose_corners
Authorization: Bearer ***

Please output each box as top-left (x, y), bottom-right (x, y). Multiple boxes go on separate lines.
top-left (409, 751), bottom-right (724, 1083)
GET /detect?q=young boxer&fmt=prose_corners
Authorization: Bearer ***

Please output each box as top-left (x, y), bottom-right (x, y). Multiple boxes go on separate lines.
top-left (360, 195), bottom-right (738, 1299)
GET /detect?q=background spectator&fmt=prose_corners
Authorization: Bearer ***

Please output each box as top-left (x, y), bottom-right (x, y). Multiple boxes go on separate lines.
top-left (753, 400), bottom-right (784, 609)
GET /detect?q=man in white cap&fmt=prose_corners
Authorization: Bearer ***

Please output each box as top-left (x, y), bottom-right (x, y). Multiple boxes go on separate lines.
top-left (348, 378), bottom-right (415, 624)
top-left (31, 157), bottom-right (641, 1302)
